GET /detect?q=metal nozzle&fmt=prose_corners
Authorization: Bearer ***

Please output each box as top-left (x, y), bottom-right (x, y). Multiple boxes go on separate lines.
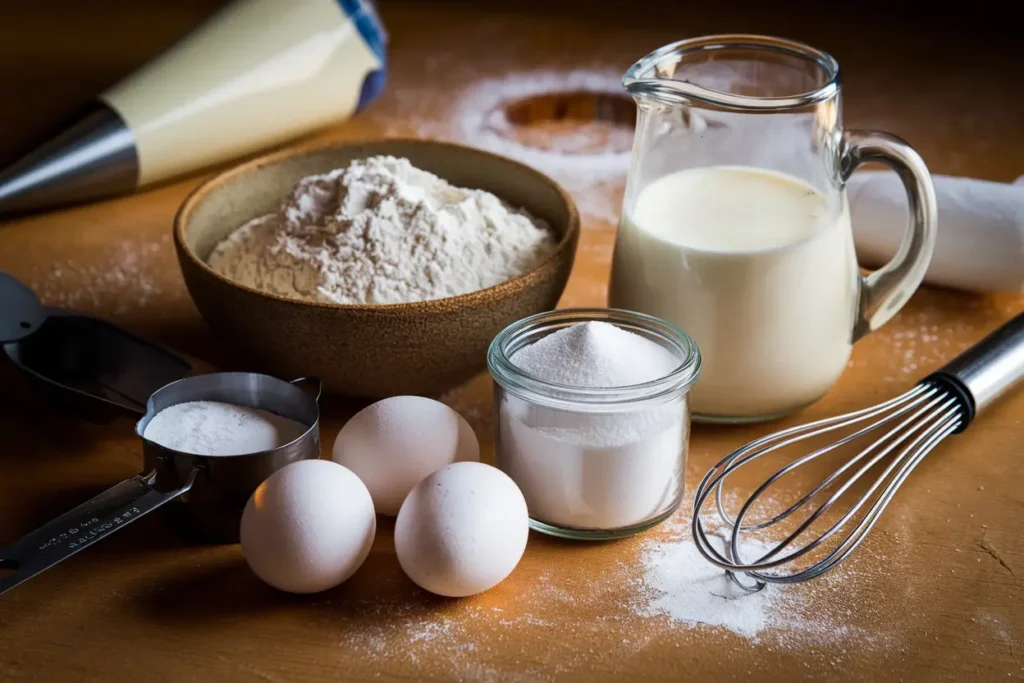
top-left (0, 102), bottom-right (138, 217)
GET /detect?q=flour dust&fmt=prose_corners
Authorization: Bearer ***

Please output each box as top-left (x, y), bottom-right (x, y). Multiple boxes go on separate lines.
top-left (390, 69), bottom-right (633, 224)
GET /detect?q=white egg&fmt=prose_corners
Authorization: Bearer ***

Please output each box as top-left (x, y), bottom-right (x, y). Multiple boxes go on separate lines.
top-left (332, 396), bottom-right (479, 516)
top-left (395, 461), bottom-right (529, 597)
top-left (240, 459), bottom-right (376, 594)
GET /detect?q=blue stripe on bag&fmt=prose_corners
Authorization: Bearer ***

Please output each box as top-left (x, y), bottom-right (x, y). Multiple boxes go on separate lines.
top-left (337, 0), bottom-right (388, 111)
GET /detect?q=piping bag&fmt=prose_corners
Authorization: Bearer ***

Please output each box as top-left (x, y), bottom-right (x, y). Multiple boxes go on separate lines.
top-left (0, 0), bottom-right (387, 215)
top-left (848, 172), bottom-right (1024, 293)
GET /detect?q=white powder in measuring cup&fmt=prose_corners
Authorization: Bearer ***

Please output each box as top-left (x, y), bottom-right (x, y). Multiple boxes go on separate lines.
top-left (498, 321), bottom-right (686, 530)
top-left (143, 401), bottom-right (308, 456)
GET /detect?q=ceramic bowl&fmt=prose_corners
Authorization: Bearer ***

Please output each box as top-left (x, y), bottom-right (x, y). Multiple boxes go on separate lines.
top-left (174, 139), bottom-right (579, 398)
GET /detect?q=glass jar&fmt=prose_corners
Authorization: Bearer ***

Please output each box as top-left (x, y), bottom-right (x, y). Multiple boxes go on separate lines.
top-left (487, 308), bottom-right (701, 540)
top-left (609, 35), bottom-right (936, 423)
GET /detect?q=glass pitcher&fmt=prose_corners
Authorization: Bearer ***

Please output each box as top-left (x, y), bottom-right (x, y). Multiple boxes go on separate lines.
top-left (609, 35), bottom-right (937, 423)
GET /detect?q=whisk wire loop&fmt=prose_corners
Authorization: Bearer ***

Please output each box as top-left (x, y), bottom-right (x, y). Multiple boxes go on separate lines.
top-left (728, 391), bottom-right (958, 569)
top-left (693, 312), bottom-right (1024, 590)
top-left (692, 383), bottom-right (966, 591)
top-left (724, 385), bottom-right (944, 534)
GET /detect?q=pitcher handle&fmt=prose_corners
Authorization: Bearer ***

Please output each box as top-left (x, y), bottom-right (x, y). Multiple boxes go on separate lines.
top-left (841, 130), bottom-right (938, 342)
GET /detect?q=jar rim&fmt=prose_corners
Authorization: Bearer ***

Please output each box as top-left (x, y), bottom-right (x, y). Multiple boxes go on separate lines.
top-left (623, 34), bottom-right (841, 113)
top-left (487, 308), bottom-right (702, 408)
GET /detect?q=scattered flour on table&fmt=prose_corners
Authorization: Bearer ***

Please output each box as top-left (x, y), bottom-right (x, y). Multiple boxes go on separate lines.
top-left (29, 235), bottom-right (169, 314)
top-left (326, 502), bottom-right (901, 682)
top-left (849, 294), bottom-right (1022, 383)
top-left (454, 71), bottom-right (633, 178)
top-left (640, 532), bottom-right (783, 638)
top-left (143, 400), bottom-right (307, 456)
top-left (392, 69), bottom-right (632, 223)
top-left (207, 155), bottom-right (556, 305)
top-left (631, 509), bottom-right (904, 650)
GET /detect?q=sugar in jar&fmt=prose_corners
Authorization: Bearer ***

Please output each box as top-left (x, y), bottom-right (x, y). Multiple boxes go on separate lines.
top-left (487, 308), bottom-right (701, 540)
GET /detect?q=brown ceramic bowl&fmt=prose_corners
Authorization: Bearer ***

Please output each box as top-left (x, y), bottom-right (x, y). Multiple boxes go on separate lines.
top-left (174, 139), bottom-right (579, 398)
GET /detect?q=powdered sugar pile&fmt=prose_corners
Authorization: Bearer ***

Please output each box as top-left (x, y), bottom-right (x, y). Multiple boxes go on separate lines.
top-left (142, 400), bottom-right (307, 456)
top-left (510, 320), bottom-right (678, 387)
top-left (208, 155), bottom-right (556, 305)
top-left (641, 533), bottom-right (783, 638)
top-left (322, 501), bottom-right (901, 681)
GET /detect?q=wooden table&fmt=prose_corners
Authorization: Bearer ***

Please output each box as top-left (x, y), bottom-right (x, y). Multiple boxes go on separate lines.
top-left (1, 2), bottom-right (1021, 681)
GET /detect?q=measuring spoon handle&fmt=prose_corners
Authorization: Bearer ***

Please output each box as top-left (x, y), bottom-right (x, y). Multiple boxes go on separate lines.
top-left (0, 467), bottom-right (197, 595)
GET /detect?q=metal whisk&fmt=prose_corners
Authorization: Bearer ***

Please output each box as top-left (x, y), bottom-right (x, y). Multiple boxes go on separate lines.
top-left (693, 312), bottom-right (1024, 591)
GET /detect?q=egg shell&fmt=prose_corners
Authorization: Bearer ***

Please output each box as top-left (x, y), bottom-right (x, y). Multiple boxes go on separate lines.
top-left (240, 459), bottom-right (376, 594)
top-left (395, 461), bottom-right (529, 598)
top-left (332, 396), bottom-right (480, 516)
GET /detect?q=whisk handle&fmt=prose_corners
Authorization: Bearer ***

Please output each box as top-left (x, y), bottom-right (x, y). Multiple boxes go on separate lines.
top-left (927, 312), bottom-right (1024, 430)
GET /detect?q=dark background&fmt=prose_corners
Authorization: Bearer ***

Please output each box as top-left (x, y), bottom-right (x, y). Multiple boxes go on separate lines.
top-left (1, 0), bottom-right (1019, 168)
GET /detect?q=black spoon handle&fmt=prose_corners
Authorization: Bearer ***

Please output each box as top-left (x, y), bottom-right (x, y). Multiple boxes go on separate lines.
top-left (0, 468), bottom-right (197, 596)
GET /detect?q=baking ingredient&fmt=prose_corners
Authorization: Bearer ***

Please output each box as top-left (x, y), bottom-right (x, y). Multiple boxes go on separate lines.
top-left (849, 170), bottom-right (1024, 292)
top-left (332, 506), bottom-right (890, 678)
top-left (633, 509), bottom-right (880, 642)
top-left (395, 462), bottom-right (528, 597)
top-left (454, 70), bottom-right (632, 224)
top-left (207, 155), bottom-right (556, 305)
top-left (333, 396), bottom-right (480, 516)
top-left (397, 68), bottom-right (633, 224)
top-left (240, 459), bottom-right (376, 594)
top-left (610, 165), bottom-right (859, 418)
top-left (510, 320), bottom-right (678, 387)
top-left (143, 400), bottom-right (307, 455)
top-left (498, 321), bottom-right (686, 530)
top-left (641, 531), bottom-right (781, 638)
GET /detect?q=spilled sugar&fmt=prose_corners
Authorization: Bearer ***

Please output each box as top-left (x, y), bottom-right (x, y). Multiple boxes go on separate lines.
top-left (849, 290), bottom-right (1023, 384)
top-left (326, 500), bottom-right (903, 681)
top-left (640, 533), bottom-right (782, 638)
top-left (632, 511), bottom-right (883, 647)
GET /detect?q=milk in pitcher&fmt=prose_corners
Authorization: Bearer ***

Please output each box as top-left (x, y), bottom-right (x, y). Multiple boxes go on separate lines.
top-left (609, 165), bottom-right (859, 419)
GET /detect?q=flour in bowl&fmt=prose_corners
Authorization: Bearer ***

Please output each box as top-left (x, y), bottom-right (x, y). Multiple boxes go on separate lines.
top-left (207, 155), bottom-right (557, 305)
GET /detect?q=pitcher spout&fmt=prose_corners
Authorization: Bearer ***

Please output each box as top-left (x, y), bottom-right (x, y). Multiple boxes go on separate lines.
top-left (623, 34), bottom-right (839, 113)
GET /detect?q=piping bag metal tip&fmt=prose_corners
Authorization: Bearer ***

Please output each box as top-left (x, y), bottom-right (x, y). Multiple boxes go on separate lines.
top-left (0, 102), bottom-right (138, 217)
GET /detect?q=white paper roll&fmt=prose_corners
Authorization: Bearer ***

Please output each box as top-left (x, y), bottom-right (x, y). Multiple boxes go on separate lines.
top-left (848, 171), bottom-right (1024, 292)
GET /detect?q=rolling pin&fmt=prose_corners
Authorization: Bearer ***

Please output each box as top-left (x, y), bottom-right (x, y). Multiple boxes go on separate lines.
top-left (849, 171), bottom-right (1024, 293)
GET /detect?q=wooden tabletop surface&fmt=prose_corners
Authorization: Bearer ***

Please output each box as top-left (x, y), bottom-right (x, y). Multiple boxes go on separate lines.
top-left (1, 2), bottom-right (1022, 681)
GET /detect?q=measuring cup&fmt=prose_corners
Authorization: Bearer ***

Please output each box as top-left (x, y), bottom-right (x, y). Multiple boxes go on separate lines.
top-left (0, 372), bottom-right (321, 595)
top-left (608, 35), bottom-right (938, 423)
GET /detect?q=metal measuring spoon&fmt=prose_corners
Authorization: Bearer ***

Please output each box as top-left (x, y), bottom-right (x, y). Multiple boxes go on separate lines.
top-left (0, 271), bottom-right (46, 343)
top-left (0, 373), bottom-right (322, 596)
